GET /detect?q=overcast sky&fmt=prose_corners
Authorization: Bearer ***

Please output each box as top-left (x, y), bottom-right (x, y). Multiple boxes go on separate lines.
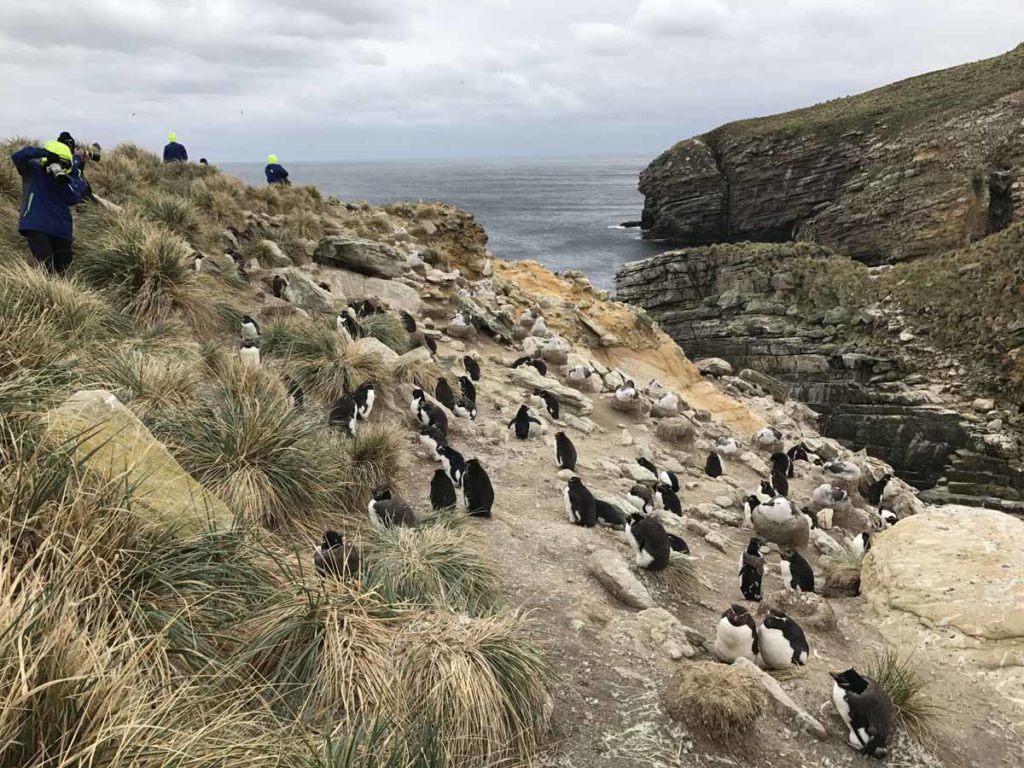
top-left (2, 0), bottom-right (1022, 161)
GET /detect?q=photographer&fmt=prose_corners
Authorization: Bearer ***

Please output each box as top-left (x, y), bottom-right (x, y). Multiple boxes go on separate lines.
top-left (10, 132), bottom-right (88, 275)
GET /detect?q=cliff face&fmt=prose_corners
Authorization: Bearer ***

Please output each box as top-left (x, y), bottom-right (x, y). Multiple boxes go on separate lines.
top-left (640, 44), bottom-right (1024, 264)
top-left (616, 240), bottom-right (1024, 511)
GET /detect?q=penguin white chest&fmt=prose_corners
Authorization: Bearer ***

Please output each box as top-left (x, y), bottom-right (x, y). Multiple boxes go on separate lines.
top-left (715, 618), bottom-right (756, 663)
top-left (832, 683), bottom-right (853, 729)
top-left (563, 486), bottom-right (576, 522)
top-left (360, 390), bottom-right (375, 417)
top-left (779, 560), bottom-right (793, 588)
top-left (757, 625), bottom-right (795, 668)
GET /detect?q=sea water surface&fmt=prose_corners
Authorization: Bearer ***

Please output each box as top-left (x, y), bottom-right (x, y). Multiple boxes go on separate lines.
top-left (220, 157), bottom-right (667, 290)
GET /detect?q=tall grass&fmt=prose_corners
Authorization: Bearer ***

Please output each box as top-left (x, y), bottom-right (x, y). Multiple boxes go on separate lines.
top-left (262, 320), bottom-right (388, 404)
top-left (662, 662), bottom-right (764, 737)
top-left (868, 648), bottom-right (944, 744)
top-left (340, 424), bottom-right (405, 511)
top-left (359, 313), bottom-right (411, 354)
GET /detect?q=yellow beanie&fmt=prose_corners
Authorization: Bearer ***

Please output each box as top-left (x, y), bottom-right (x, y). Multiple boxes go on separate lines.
top-left (267, 154), bottom-right (278, 164)
top-left (43, 140), bottom-right (73, 163)
top-left (168, 132), bottom-right (177, 142)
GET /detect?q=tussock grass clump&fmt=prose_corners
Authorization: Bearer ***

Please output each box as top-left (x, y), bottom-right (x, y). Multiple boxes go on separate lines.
top-left (868, 648), bottom-right (944, 744)
top-left (822, 547), bottom-right (865, 576)
top-left (287, 209), bottom-right (324, 241)
top-left (394, 611), bottom-right (554, 767)
top-left (262, 320), bottom-right (388, 404)
top-left (341, 423), bottom-right (405, 510)
top-left (137, 189), bottom-right (209, 248)
top-left (364, 523), bottom-right (502, 614)
top-left (648, 555), bottom-right (704, 598)
top-left (662, 662), bottom-right (764, 737)
top-left (391, 352), bottom-right (442, 387)
top-left (74, 207), bottom-right (221, 335)
top-left (87, 349), bottom-right (202, 417)
top-left (360, 312), bottom-right (412, 354)
top-left (240, 585), bottom-right (401, 722)
top-left (152, 363), bottom-right (348, 530)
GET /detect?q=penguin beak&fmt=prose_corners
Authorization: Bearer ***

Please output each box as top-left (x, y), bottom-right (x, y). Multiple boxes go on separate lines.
top-left (829, 672), bottom-right (841, 682)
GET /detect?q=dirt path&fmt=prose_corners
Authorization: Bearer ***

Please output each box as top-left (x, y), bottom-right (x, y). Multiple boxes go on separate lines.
top-left (389, 334), bottom-right (1022, 768)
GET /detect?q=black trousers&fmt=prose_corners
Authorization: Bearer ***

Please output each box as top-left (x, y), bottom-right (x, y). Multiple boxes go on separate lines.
top-left (23, 231), bottom-right (73, 275)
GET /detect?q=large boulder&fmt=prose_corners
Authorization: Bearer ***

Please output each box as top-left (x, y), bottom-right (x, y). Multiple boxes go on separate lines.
top-left (695, 357), bottom-right (733, 377)
top-left (757, 590), bottom-right (837, 633)
top-left (587, 549), bottom-right (654, 609)
top-left (45, 390), bottom-right (234, 536)
top-left (861, 507), bottom-right (1024, 660)
top-left (655, 416), bottom-right (696, 447)
top-left (752, 508), bottom-right (810, 548)
top-left (350, 336), bottom-right (399, 363)
top-left (314, 236), bottom-right (406, 278)
top-left (316, 268), bottom-right (422, 316)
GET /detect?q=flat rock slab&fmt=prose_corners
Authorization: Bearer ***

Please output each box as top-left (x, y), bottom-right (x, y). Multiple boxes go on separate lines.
top-left (587, 548), bottom-right (654, 609)
top-left (509, 367), bottom-right (594, 416)
top-left (45, 390), bottom-right (234, 536)
top-left (733, 658), bottom-right (827, 739)
top-left (316, 267), bottom-right (423, 316)
top-left (861, 507), bottom-right (1024, 644)
top-left (314, 236), bottom-right (406, 278)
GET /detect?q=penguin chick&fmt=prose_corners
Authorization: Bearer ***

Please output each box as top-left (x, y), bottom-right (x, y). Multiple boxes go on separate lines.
top-left (313, 530), bottom-right (360, 580)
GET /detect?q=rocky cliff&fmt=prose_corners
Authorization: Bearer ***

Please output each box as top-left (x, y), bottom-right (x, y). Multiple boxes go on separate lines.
top-left (640, 44), bottom-right (1024, 263)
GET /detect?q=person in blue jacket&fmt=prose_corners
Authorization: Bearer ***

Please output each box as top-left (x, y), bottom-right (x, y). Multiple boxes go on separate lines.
top-left (163, 132), bottom-right (188, 163)
top-left (265, 154), bottom-right (290, 185)
top-left (10, 133), bottom-right (88, 275)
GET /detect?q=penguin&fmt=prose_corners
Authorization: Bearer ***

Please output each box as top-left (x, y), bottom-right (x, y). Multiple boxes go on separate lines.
top-left (563, 476), bottom-right (597, 527)
top-left (715, 436), bottom-right (740, 457)
top-left (239, 339), bottom-right (260, 368)
top-left (812, 483), bottom-right (848, 509)
top-left (658, 483), bottom-right (682, 516)
top-left (625, 513), bottom-right (687, 570)
top-left (636, 456), bottom-right (659, 479)
top-left (434, 378), bottom-right (456, 411)
top-left (536, 389), bottom-right (559, 420)
top-left (705, 451), bottom-right (724, 478)
top-left (757, 610), bottom-right (810, 668)
top-left (614, 379), bottom-right (638, 403)
top-left (285, 377), bottom-right (304, 409)
top-left (526, 359), bottom-right (548, 376)
top-left (511, 355), bottom-right (535, 370)
top-left (418, 400), bottom-right (449, 439)
top-left (770, 468), bottom-right (790, 498)
top-left (715, 604), bottom-right (759, 663)
top-left (866, 473), bottom-right (893, 506)
top-left (418, 425), bottom-right (446, 462)
top-left (850, 532), bottom-right (871, 558)
top-left (459, 375), bottom-right (477, 403)
top-left (272, 274), bottom-right (288, 299)
top-left (554, 431), bottom-right (577, 472)
top-left (240, 315), bottom-right (260, 341)
top-left (313, 530), bottom-right (360, 580)
top-left (354, 382), bottom-right (376, 421)
top-left (453, 397), bottom-right (477, 420)
top-left (367, 487), bottom-right (417, 529)
top-left (421, 335), bottom-right (438, 355)
top-left (594, 499), bottom-right (625, 529)
top-left (193, 253), bottom-right (204, 273)
top-left (566, 366), bottom-right (592, 384)
top-left (758, 480), bottom-right (775, 499)
top-left (463, 355), bottom-right (481, 382)
top-left (410, 387), bottom-right (427, 418)
top-left (462, 459), bottom-right (494, 518)
top-left (328, 395), bottom-right (358, 435)
top-left (337, 311), bottom-right (358, 341)
top-left (757, 495), bottom-right (795, 523)
top-left (738, 537), bottom-right (765, 601)
top-left (659, 468), bottom-right (679, 493)
top-left (438, 444), bottom-right (467, 487)
top-left (430, 468), bottom-right (457, 511)
top-left (626, 484), bottom-right (654, 515)
top-left (831, 669), bottom-right (897, 758)
top-left (878, 507), bottom-right (898, 529)
top-left (755, 426), bottom-right (783, 449)
top-left (770, 452), bottom-right (791, 478)
top-left (779, 549), bottom-right (815, 592)
top-left (825, 461), bottom-right (862, 487)
top-left (400, 310), bottom-right (417, 333)
top-left (786, 443), bottom-right (815, 477)
top-left (507, 405), bottom-right (542, 439)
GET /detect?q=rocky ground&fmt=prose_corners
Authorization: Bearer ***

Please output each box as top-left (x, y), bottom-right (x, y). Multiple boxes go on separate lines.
top-left (349, 259), bottom-right (1024, 767)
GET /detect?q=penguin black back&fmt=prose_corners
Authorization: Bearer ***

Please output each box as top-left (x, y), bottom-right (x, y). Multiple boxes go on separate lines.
top-left (866, 473), bottom-right (892, 506)
top-left (313, 530), bottom-right (360, 579)
top-left (780, 549), bottom-right (815, 592)
top-left (705, 452), bottom-right (724, 478)
top-left (770, 452), bottom-right (791, 477)
top-left (459, 375), bottom-right (476, 403)
top-left (831, 668), bottom-right (896, 758)
top-left (508, 404), bottom-right (541, 439)
top-left (400, 310), bottom-right (417, 333)
top-left (272, 275), bottom-right (288, 299)
top-left (463, 355), bottom-right (481, 381)
top-left (625, 514), bottom-right (683, 571)
top-left (536, 389), bottom-right (559, 420)
top-left (435, 378), bottom-right (456, 410)
top-left (636, 456), bottom-right (658, 477)
top-left (430, 468), bottom-right (457, 511)
top-left (462, 459), bottom-right (494, 518)
top-left (739, 537), bottom-right (765, 601)
top-left (527, 358), bottom-right (548, 376)
top-left (554, 431), bottom-right (577, 471)
top-left (564, 476), bottom-right (596, 527)
top-left (439, 444), bottom-right (467, 487)
top-left (770, 469), bottom-right (789, 498)
top-left (328, 394), bottom-right (358, 434)
top-left (659, 484), bottom-right (682, 516)
top-left (418, 400), bottom-right (449, 438)
top-left (594, 499), bottom-right (625, 529)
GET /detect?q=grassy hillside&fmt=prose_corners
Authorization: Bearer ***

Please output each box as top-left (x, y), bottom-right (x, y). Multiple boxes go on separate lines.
top-left (712, 42), bottom-right (1024, 140)
top-left (0, 141), bottom-right (552, 767)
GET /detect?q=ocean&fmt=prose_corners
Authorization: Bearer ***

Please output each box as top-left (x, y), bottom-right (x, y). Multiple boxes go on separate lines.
top-left (220, 157), bottom-right (668, 290)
